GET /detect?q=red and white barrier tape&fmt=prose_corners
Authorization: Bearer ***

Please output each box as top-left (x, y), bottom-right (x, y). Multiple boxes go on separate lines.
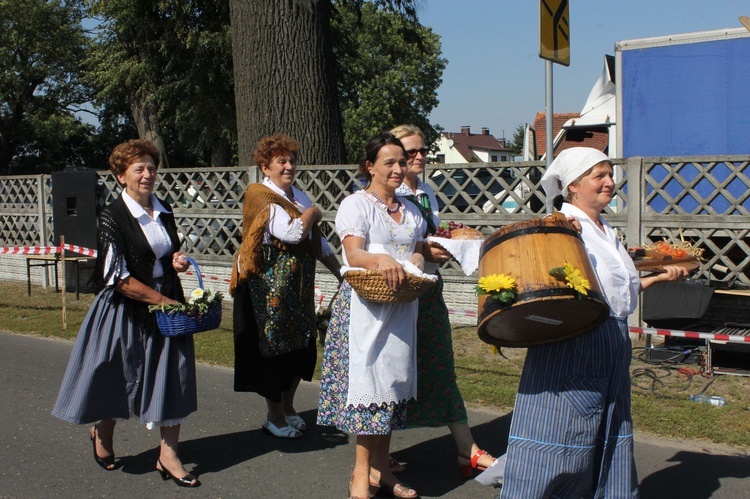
top-left (183, 271), bottom-right (232, 284)
top-left (0, 247), bottom-right (493, 318)
top-left (630, 326), bottom-right (750, 343)
top-left (447, 307), bottom-right (477, 318)
top-left (1, 244), bottom-right (97, 257)
top-left (60, 244), bottom-right (97, 257)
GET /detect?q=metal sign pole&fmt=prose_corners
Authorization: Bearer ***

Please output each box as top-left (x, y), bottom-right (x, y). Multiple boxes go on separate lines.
top-left (545, 59), bottom-right (554, 213)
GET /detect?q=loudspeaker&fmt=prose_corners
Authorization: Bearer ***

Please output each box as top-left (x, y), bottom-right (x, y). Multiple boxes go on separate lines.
top-left (642, 281), bottom-right (714, 330)
top-left (52, 168), bottom-right (99, 251)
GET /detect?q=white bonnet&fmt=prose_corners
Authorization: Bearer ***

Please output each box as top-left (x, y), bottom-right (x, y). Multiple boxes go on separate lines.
top-left (540, 147), bottom-right (611, 212)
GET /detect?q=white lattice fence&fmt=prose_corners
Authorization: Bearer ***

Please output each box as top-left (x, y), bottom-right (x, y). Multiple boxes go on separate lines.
top-left (3, 156), bottom-right (750, 322)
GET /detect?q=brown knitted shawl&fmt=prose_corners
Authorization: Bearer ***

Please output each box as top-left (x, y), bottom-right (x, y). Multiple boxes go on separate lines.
top-left (229, 183), bottom-right (322, 295)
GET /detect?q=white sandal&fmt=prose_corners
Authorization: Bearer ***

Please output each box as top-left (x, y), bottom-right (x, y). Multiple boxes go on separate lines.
top-left (284, 414), bottom-right (307, 431)
top-left (262, 420), bottom-right (302, 439)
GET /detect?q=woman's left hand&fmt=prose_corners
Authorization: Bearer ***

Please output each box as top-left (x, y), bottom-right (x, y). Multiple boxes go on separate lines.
top-left (640, 263), bottom-right (691, 291)
top-left (657, 264), bottom-right (690, 282)
top-left (409, 252), bottom-right (425, 271)
top-left (376, 254), bottom-right (406, 292)
top-left (172, 252), bottom-right (190, 272)
top-left (424, 241), bottom-right (452, 263)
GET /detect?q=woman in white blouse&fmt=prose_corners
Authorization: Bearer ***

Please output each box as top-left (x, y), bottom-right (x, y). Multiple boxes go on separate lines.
top-left (230, 134), bottom-right (341, 439)
top-left (52, 139), bottom-right (198, 487)
top-left (499, 147), bottom-right (689, 498)
top-left (317, 132), bottom-right (425, 499)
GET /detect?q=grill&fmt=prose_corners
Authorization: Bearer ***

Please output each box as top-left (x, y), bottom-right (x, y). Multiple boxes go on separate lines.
top-left (711, 324), bottom-right (750, 338)
top-left (707, 323), bottom-right (750, 377)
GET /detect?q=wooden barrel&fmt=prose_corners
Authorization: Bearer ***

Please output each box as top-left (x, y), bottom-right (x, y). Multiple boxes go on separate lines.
top-left (477, 213), bottom-right (610, 347)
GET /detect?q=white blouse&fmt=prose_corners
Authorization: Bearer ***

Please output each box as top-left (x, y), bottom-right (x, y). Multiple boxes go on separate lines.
top-left (395, 178), bottom-right (441, 228)
top-left (337, 190), bottom-right (426, 407)
top-left (263, 177), bottom-right (333, 257)
top-left (104, 191), bottom-right (173, 285)
top-left (559, 203), bottom-right (640, 318)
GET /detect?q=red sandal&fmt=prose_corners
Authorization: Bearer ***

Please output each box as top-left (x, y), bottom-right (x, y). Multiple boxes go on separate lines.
top-left (458, 449), bottom-right (493, 478)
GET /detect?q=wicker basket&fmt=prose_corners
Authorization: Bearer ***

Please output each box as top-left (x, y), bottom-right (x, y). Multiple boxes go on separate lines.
top-left (344, 269), bottom-right (435, 304)
top-left (154, 257), bottom-right (222, 337)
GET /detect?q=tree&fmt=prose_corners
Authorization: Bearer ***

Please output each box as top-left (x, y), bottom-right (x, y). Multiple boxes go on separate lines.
top-left (0, 0), bottom-right (91, 174)
top-left (229, 0), bottom-right (346, 166)
top-left (509, 124), bottom-right (525, 155)
top-left (85, 0), bottom-right (235, 167)
top-left (228, 0), bottom-right (423, 166)
top-left (333, 1), bottom-right (446, 162)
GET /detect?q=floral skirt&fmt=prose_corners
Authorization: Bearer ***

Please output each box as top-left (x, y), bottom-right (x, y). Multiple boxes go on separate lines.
top-left (316, 283), bottom-right (407, 435)
top-left (246, 245), bottom-right (316, 357)
top-left (406, 273), bottom-right (468, 427)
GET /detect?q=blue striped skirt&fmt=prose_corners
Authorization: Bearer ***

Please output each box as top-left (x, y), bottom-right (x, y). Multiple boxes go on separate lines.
top-left (500, 317), bottom-right (639, 499)
top-left (52, 282), bottom-right (197, 425)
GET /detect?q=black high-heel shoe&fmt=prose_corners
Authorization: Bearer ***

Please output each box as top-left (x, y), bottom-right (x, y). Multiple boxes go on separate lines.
top-left (89, 425), bottom-right (115, 471)
top-left (156, 459), bottom-right (201, 488)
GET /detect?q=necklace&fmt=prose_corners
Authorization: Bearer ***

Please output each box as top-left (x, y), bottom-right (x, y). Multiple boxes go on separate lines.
top-left (368, 190), bottom-right (401, 214)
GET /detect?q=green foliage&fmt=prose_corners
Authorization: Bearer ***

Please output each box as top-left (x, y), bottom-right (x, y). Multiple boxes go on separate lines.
top-left (2, 0), bottom-right (441, 170)
top-left (0, 0), bottom-right (92, 174)
top-left (85, 0), bottom-right (236, 167)
top-left (332, 1), bottom-right (447, 162)
top-left (509, 124), bottom-right (525, 155)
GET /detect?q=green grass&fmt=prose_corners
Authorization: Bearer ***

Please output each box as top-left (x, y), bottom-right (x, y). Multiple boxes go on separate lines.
top-left (4, 281), bottom-right (750, 449)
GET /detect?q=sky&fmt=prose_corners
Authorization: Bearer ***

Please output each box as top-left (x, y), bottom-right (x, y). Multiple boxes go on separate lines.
top-left (417, 0), bottom-right (749, 141)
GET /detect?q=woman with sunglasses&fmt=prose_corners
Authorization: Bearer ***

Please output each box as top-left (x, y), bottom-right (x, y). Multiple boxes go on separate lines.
top-left (389, 124), bottom-right (495, 478)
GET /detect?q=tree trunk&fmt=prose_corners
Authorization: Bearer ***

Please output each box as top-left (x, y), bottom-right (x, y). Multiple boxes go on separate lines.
top-left (229, 0), bottom-right (346, 166)
top-left (130, 94), bottom-right (170, 168)
top-left (0, 138), bottom-right (14, 175)
top-left (210, 136), bottom-right (232, 167)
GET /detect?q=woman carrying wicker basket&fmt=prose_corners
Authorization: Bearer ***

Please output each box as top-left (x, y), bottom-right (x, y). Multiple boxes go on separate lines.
top-left (317, 132), bottom-right (426, 499)
top-left (230, 134), bottom-right (341, 440)
top-left (52, 140), bottom-right (200, 488)
top-left (389, 124), bottom-right (496, 477)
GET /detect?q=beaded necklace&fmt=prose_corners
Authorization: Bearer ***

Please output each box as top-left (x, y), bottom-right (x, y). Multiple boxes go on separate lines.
top-left (367, 190), bottom-right (401, 214)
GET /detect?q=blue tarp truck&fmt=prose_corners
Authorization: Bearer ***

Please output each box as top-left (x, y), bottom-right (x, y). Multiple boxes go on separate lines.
top-left (615, 27), bottom-right (750, 158)
top-left (542, 27), bottom-right (750, 213)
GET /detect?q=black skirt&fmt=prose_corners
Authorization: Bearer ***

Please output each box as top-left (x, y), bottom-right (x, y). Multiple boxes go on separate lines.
top-left (232, 284), bottom-right (316, 402)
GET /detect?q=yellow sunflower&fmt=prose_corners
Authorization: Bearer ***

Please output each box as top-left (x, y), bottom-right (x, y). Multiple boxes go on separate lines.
top-left (549, 263), bottom-right (591, 296)
top-left (478, 273), bottom-right (517, 293)
top-left (476, 273), bottom-right (517, 304)
top-left (563, 263), bottom-right (591, 296)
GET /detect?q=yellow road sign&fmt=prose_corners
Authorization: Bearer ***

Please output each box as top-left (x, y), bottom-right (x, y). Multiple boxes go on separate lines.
top-left (540, 0), bottom-right (570, 66)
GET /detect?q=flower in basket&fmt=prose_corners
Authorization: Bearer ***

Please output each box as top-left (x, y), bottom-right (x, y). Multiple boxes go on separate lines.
top-left (476, 273), bottom-right (517, 304)
top-left (149, 287), bottom-right (224, 316)
top-left (549, 263), bottom-right (590, 297)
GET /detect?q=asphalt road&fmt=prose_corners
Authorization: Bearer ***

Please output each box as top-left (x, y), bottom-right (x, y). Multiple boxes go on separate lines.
top-left (1, 331), bottom-right (748, 498)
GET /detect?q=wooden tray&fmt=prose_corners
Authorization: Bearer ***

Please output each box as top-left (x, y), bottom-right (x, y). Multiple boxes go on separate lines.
top-left (633, 250), bottom-right (700, 272)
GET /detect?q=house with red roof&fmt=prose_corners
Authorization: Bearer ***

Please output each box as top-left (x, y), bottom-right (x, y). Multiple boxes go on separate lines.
top-left (531, 111), bottom-right (610, 159)
top-left (527, 56), bottom-right (615, 159)
top-left (432, 126), bottom-right (515, 163)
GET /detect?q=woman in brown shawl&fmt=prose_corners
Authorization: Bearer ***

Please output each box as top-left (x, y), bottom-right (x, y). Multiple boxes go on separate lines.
top-left (230, 134), bottom-right (341, 438)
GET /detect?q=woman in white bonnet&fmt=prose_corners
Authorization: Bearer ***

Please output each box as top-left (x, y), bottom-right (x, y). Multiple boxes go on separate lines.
top-left (499, 147), bottom-right (689, 498)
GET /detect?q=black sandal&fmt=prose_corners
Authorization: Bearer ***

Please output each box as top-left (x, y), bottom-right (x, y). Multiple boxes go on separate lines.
top-left (89, 425), bottom-right (115, 471)
top-left (156, 459), bottom-right (201, 488)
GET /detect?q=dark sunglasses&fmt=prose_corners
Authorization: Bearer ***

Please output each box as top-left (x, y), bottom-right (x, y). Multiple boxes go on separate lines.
top-left (406, 147), bottom-right (429, 158)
